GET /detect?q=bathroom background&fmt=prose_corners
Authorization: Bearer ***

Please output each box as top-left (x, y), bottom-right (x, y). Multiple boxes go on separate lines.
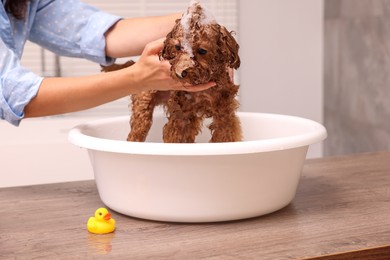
top-left (324, 0), bottom-right (390, 156)
top-left (5, 0), bottom-right (386, 188)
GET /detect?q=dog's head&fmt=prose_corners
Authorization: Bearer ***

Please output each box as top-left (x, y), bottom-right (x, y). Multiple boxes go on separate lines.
top-left (161, 0), bottom-right (240, 85)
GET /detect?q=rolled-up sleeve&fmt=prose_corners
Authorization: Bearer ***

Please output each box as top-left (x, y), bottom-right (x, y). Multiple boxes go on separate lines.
top-left (28, 0), bottom-right (122, 65)
top-left (0, 39), bottom-right (43, 126)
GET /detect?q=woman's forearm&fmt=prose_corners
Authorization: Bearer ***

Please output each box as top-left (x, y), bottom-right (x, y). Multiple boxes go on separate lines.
top-left (24, 69), bottom-right (134, 118)
top-left (105, 13), bottom-right (182, 58)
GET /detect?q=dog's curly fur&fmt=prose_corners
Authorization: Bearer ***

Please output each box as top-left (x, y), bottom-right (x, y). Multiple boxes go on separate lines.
top-left (102, 2), bottom-right (242, 143)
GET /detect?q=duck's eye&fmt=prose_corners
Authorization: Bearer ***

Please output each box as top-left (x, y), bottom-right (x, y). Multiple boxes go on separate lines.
top-left (175, 44), bottom-right (181, 51)
top-left (197, 48), bottom-right (208, 55)
top-left (99, 212), bottom-right (102, 216)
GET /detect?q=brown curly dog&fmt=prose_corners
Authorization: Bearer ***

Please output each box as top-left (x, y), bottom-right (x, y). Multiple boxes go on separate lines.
top-left (103, 1), bottom-right (242, 143)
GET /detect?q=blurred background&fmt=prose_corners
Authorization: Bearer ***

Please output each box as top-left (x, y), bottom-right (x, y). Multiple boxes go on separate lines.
top-left (3, 0), bottom-right (387, 187)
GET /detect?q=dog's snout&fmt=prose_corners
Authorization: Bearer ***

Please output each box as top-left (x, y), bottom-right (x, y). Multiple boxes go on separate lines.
top-left (174, 55), bottom-right (195, 79)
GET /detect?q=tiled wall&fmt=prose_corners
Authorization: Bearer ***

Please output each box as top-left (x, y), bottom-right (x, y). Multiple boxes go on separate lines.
top-left (324, 0), bottom-right (390, 156)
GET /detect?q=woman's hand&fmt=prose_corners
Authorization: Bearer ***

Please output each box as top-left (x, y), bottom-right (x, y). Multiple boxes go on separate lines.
top-left (128, 38), bottom-right (216, 93)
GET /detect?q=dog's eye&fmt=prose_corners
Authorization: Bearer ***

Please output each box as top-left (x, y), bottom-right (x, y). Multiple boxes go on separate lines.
top-left (175, 44), bottom-right (181, 51)
top-left (197, 48), bottom-right (208, 55)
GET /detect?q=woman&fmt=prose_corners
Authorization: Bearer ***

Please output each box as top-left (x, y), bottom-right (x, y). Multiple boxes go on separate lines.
top-left (0, 0), bottom-right (215, 126)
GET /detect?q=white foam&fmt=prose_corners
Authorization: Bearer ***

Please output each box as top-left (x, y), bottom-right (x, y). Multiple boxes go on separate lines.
top-left (180, 0), bottom-right (217, 57)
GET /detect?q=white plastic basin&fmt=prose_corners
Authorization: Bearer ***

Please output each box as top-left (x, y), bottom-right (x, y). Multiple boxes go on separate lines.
top-left (68, 112), bottom-right (327, 222)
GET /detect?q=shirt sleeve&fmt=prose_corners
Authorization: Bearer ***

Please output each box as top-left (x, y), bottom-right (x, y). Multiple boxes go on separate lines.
top-left (0, 38), bottom-right (43, 126)
top-left (28, 0), bottom-right (122, 66)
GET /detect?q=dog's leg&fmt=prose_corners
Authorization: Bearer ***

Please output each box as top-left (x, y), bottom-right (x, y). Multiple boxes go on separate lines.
top-left (209, 113), bottom-right (242, 142)
top-left (163, 114), bottom-right (203, 143)
top-left (163, 116), bottom-right (203, 143)
top-left (209, 87), bottom-right (243, 143)
top-left (163, 92), bottom-right (203, 143)
top-left (127, 92), bottom-right (157, 142)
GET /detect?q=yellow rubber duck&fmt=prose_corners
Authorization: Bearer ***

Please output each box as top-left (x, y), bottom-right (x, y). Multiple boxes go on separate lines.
top-left (87, 208), bottom-right (116, 234)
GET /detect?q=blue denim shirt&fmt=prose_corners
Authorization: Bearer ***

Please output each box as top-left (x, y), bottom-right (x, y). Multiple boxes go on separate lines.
top-left (0, 0), bottom-right (121, 126)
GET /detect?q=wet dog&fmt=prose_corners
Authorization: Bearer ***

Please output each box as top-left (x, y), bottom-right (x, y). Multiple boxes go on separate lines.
top-left (103, 1), bottom-right (242, 143)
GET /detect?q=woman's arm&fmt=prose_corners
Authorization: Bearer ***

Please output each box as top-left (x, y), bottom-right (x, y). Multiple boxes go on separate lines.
top-left (24, 39), bottom-right (215, 118)
top-left (105, 13), bottom-right (182, 58)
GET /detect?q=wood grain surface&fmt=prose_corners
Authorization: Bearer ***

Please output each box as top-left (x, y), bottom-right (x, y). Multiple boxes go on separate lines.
top-left (1, 152), bottom-right (389, 259)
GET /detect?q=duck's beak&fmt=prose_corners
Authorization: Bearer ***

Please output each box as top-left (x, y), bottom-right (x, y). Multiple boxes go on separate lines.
top-left (104, 213), bottom-right (111, 221)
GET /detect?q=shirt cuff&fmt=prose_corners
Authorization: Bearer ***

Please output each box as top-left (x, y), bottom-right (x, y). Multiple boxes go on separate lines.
top-left (0, 69), bottom-right (43, 126)
top-left (80, 12), bottom-right (122, 66)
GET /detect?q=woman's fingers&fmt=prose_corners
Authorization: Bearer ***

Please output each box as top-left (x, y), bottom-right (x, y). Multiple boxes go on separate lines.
top-left (143, 38), bottom-right (165, 55)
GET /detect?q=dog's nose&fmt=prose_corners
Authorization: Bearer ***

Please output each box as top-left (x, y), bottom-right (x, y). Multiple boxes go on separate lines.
top-left (176, 70), bottom-right (188, 79)
top-left (181, 70), bottom-right (188, 78)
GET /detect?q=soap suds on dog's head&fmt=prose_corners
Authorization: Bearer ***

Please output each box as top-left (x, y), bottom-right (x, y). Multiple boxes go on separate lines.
top-left (180, 0), bottom-right (217, 57)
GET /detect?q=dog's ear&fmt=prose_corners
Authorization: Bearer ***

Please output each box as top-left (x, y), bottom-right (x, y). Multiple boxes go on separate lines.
top-left (100, 60), bottom-right (135, 72)
top-left (160, 19), bottom-right (182, 61)
top-left (160, 38), bottom-right (169, 61)
top-left (160, 33), bottom-right (176, 62)
top-left (218, 26), bottom-right (240, 70)
top-left (160, 31), bottom-right (173, 61)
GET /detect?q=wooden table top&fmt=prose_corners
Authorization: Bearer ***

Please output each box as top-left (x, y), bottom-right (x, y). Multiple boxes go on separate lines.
top-left (1, 152), bottom-right (389, 259)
